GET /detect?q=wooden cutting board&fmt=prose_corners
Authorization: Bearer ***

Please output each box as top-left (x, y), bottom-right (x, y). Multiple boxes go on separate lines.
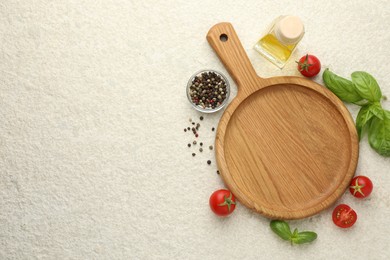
top-left (207, 23), bottom-right (359, 220)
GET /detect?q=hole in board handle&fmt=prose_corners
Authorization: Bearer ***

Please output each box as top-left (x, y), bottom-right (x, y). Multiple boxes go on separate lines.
top-left (220, 34), bottom-right (228, 42)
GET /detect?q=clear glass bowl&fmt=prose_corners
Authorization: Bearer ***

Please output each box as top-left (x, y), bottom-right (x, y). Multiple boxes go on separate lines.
top-left (186, 69), bottom-right (230, 113)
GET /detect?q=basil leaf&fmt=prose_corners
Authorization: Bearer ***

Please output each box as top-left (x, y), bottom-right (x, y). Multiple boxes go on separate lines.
top-left (270, 220), bottom-right (292, 241)
top-left (323, 69), bottom-right (364, 103)
top-left (356, 103), bottom-right (384, 140)
top-left (368, 110), bottom-right (390, 156)
top-left (351, 71), bottom-right (382, 102)
top-left (368, 102), bottom-right (384, 120)
top-left (356, 106), bottom-right (374, 140)
top-left (292, 231), bottom-right (318, 244)
top-left (354, 99), bottom-right (370, 106)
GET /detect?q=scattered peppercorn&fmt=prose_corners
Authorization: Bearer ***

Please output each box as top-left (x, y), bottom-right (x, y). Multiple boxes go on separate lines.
top-left (189, 71), bottom-right (228, 110)
top-left (217, 170), bottom-right (220, 175)
top-left (184, 117), bottom-right (215, 161)
top-left (212, 127), bottom-right (215, 131)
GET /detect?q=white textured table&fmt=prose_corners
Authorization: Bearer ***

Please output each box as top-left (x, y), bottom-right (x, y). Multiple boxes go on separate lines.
top-left (1, 1), bottom-right (389, 259)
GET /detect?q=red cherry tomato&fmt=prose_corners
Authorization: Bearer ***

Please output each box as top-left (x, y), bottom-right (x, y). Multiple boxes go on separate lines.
top-left (297, 54), bottom-right (321, 77)
top-left (349, 175), bottom-right (373, 199)
top-left (332, 204), bottom-right (357, 228)
top-left (209, 189), bottom-right (236, 217)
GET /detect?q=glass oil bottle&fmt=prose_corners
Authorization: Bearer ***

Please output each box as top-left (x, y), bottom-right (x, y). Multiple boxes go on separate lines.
top-left (254, 16), bottom-right (305, 68)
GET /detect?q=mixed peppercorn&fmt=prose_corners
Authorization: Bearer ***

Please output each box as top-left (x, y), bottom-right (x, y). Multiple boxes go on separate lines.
top-left (189, 71), bottom-right (228, 110)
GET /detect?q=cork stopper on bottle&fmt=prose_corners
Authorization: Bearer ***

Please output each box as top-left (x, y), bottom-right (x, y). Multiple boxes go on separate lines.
top-left (275, 16), bottom-right (304, 45)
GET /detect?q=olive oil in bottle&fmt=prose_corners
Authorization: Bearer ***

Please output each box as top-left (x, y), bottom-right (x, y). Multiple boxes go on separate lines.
top-left (254, 16), bottom-right (304, 68)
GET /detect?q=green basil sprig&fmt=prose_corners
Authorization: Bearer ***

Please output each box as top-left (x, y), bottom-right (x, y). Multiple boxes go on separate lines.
top-left (323, 69), bottom-right (390, 157)
top-left (270, 220), bottom-right (317, 245)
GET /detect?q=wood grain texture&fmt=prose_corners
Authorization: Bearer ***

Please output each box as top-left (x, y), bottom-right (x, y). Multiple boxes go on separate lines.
top-left (207, 23), bottom-right (359, 220)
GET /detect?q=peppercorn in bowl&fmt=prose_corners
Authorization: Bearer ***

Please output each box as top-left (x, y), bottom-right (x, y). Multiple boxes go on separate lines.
top-left (186, 70), bottom-right (230, 113)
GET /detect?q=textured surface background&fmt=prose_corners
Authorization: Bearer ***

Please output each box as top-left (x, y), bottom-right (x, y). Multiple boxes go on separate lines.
top-left (1, 0), bottom-right (389, 259)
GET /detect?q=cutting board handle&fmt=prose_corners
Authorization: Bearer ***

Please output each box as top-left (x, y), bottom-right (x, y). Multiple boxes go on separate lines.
top-left (207, 23), bottom-right (262, 94)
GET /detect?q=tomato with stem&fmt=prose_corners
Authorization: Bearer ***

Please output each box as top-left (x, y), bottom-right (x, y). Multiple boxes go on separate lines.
top-left (349, 175), bottom-right (373, 198)
top-left (297, 54), bottom-right (321, 77)
top-left (209, 189), bottom-right (236, 217)
top-left (332, 204), bottom-right (357, 228)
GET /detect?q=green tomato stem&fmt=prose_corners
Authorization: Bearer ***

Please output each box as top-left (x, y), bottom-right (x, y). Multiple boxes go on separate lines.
top-left (217, 192), bottom-right (236, 212)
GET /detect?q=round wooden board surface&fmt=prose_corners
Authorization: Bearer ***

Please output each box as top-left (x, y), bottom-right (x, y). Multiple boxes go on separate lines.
top-left (207, 23), bottom-right (359, 219)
